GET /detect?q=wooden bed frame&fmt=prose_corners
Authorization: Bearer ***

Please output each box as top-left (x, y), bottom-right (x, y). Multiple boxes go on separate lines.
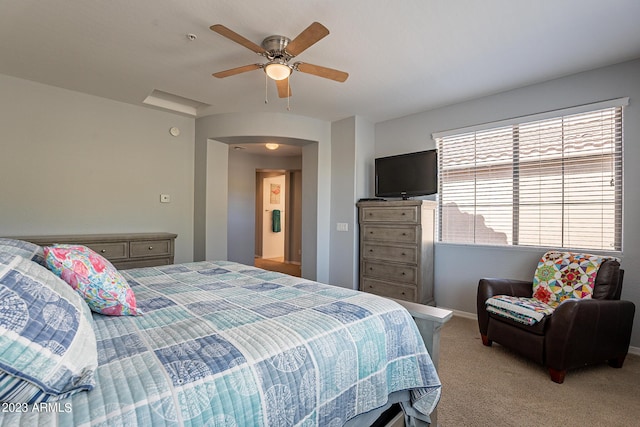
top-left (16, 233), bottom-right (453, 426)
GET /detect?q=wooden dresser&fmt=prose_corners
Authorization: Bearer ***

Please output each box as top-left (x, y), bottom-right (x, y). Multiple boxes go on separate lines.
top-left (357, 200), bottom-right (436, 305)
top-left (19, 232), bottom-right (177, 269)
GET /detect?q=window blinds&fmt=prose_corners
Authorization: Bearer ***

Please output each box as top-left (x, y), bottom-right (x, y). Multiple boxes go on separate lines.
top-left (434, 99), bottom-right (625, 251)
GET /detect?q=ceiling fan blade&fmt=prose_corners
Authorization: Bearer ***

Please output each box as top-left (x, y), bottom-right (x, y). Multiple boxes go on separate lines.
top-left (210, 24), bottom-right (266, 55)
top-left (285, 22), bottom-right (329, 57)
top-left (275, 78), bottom-right (292, 98)
top-left (212, 64), bottom-right (261, 78)
top-left (296, 62), bottom-right (349, 82)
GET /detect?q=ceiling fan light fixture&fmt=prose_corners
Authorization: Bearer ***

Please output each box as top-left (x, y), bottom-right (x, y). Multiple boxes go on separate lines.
top-left (265, 63), bottom-right (291, 81)
top-left (265, 143), bottom-right (280, 150)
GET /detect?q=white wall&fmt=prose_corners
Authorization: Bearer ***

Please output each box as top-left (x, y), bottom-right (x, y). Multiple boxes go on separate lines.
top-left (375, 58), bottom-right (640, 347)
top-left (0, 74), bottom-right (195, 263)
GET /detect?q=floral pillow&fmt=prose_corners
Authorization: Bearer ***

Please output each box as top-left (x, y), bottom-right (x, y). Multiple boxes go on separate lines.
top-left (44, 244), bottom-right (141, 316)
top-left (0, 253), bottom-right (97, 403)
top-left (532, 251), bottom-right (618, 307)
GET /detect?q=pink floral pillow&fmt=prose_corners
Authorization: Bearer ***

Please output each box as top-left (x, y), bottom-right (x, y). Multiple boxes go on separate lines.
top-left (44, 245), bottom-right (141, 316)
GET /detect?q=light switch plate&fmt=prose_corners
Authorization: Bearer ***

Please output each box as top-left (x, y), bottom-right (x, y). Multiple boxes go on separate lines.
top-left (337, 223), bottom-right (349, 232)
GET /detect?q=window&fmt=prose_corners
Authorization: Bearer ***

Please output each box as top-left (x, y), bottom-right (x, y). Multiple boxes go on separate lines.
top-left (434, 99), bottom-right (626, 251)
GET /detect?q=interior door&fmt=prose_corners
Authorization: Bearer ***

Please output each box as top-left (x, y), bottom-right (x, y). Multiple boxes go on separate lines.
top-left (262, 174), bottom-right (286, 259)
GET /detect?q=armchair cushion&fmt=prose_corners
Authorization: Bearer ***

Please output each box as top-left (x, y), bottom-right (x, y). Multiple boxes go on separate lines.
top-left (486, 295), bottom-right (555, 326)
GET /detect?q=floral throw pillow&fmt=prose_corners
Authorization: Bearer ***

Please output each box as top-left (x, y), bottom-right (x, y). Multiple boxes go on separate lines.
top-left (532, 251), bottom-right (617, 307)
top-left (44, 244), bottom-right (141, 316)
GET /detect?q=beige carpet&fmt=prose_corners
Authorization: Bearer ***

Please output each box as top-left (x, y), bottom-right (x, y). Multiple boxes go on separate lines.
top-left (436, 316), bottom-right (640, 427)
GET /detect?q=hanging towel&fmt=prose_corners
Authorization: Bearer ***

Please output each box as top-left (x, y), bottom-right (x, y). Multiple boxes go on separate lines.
top-left (272, 209), bottom-right (281, 233)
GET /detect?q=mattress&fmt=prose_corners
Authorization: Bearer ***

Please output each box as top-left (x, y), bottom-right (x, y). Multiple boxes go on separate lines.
top-left (0, 260), bottom-right (441, 426)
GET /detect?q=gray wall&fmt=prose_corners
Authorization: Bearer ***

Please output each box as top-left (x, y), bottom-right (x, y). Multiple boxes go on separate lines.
top-left (289, 169), bottom-right (303, 264)
top-left (330, 117), bottom-right (357, 288)
top-left (0, 74), bottom-right (195, 263)
top-left (6, 59), bottom-right (637, 347)
top-left (330, 116), bottom-right (375, 289)
top-left (227, 148), bottom-right (302, 266)
top-left (194, 112), bottom-right (331, 282)
top-left (375, 58), bottom-right (640, 347)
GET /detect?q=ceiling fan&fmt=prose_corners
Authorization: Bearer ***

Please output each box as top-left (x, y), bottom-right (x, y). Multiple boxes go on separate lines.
top-left (210, 22), bottom-right (349, 98)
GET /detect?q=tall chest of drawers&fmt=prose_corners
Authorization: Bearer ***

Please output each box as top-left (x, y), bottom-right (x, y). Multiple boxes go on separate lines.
top-left (357, 200), bottom-right (436, 305)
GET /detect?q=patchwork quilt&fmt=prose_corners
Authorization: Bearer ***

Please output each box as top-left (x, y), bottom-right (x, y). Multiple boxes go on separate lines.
top-left (0, 261), bottom-right (441, 426)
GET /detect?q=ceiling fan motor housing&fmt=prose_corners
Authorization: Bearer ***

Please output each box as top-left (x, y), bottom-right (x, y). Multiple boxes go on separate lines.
top-left (261, 35), bottom-right (292, 60)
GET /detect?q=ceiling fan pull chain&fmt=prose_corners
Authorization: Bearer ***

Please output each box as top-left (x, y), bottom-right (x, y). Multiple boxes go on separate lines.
top-left (264, 72), bottom-right (269, 104)
top-left (287, 76), bottom-right (291, 111)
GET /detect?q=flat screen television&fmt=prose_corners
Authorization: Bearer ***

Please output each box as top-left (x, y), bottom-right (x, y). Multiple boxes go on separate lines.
top-left (375, 149), bottom-right (438, 199)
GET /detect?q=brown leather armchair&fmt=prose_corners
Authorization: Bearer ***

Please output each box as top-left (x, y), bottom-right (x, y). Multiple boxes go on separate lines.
top-left (477, 260), bottom-right (635, 383)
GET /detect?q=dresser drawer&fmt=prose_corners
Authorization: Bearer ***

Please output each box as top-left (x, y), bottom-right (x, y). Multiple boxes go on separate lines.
top-left (130, 240), bottom-right (172, 258)
top-left (85, 242), bottom-right (128, 261)
top-left (114, 257), bottom-right (173, 269)
top-left (362, 225), bottom-right (418, 244)
top-left (362, 242), bottom-right (418, 264)
top-left (360, 206), bottom-right (419, 223)
top-left (361, 278), bottom-right (417, 302)
top-left (362, 260), bottom-right (417, 285)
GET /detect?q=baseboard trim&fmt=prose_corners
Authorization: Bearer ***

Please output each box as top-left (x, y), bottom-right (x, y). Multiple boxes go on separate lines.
top-left (438, 307), bottom-right (640, 356)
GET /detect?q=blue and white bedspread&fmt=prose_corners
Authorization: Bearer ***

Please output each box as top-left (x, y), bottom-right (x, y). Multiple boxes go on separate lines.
top-left (0, 261), bottom-right (441, 426)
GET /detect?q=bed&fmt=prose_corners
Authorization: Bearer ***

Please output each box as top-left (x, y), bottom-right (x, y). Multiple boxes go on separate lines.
top-left (0, 237), bottom-right (443, 426)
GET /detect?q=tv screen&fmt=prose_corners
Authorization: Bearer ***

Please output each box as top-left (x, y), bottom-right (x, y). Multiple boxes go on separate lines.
top-left (375, 149), bottom-right (438, 199)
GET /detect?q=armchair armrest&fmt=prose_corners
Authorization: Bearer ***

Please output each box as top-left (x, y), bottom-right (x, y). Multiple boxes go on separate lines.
top-left (477, 278), bottom-right (533, 336)
top-left (546, 299), bottom-right (636, 371)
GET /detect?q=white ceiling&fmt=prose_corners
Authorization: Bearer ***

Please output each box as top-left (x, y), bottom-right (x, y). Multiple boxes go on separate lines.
top-left (2, 0), bottom-right (640, 124)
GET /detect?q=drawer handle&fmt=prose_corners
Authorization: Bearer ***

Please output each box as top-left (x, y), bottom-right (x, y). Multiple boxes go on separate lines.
top-left (148, 246), bottom-right (153, 250)
top-left (369, 249), bottom-right (373, 252)
top-left (401, 291), bottom-right (406, 295)
top-left (401, 212), bottom-right (406, 216)
top-left (402, 232), bottom-right (407, 236)
top-left (401, 252), bottom-right (406, 256)
top-left (100, 249), bottom-right (107, 253)
top-left (401, 272), bottom-right (406, 276)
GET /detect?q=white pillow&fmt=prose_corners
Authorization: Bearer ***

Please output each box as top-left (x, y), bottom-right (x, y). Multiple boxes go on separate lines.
top-left (0, 253), bottom-right (97, 403)
top-left (0, 238), bottom-right (45, 265)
